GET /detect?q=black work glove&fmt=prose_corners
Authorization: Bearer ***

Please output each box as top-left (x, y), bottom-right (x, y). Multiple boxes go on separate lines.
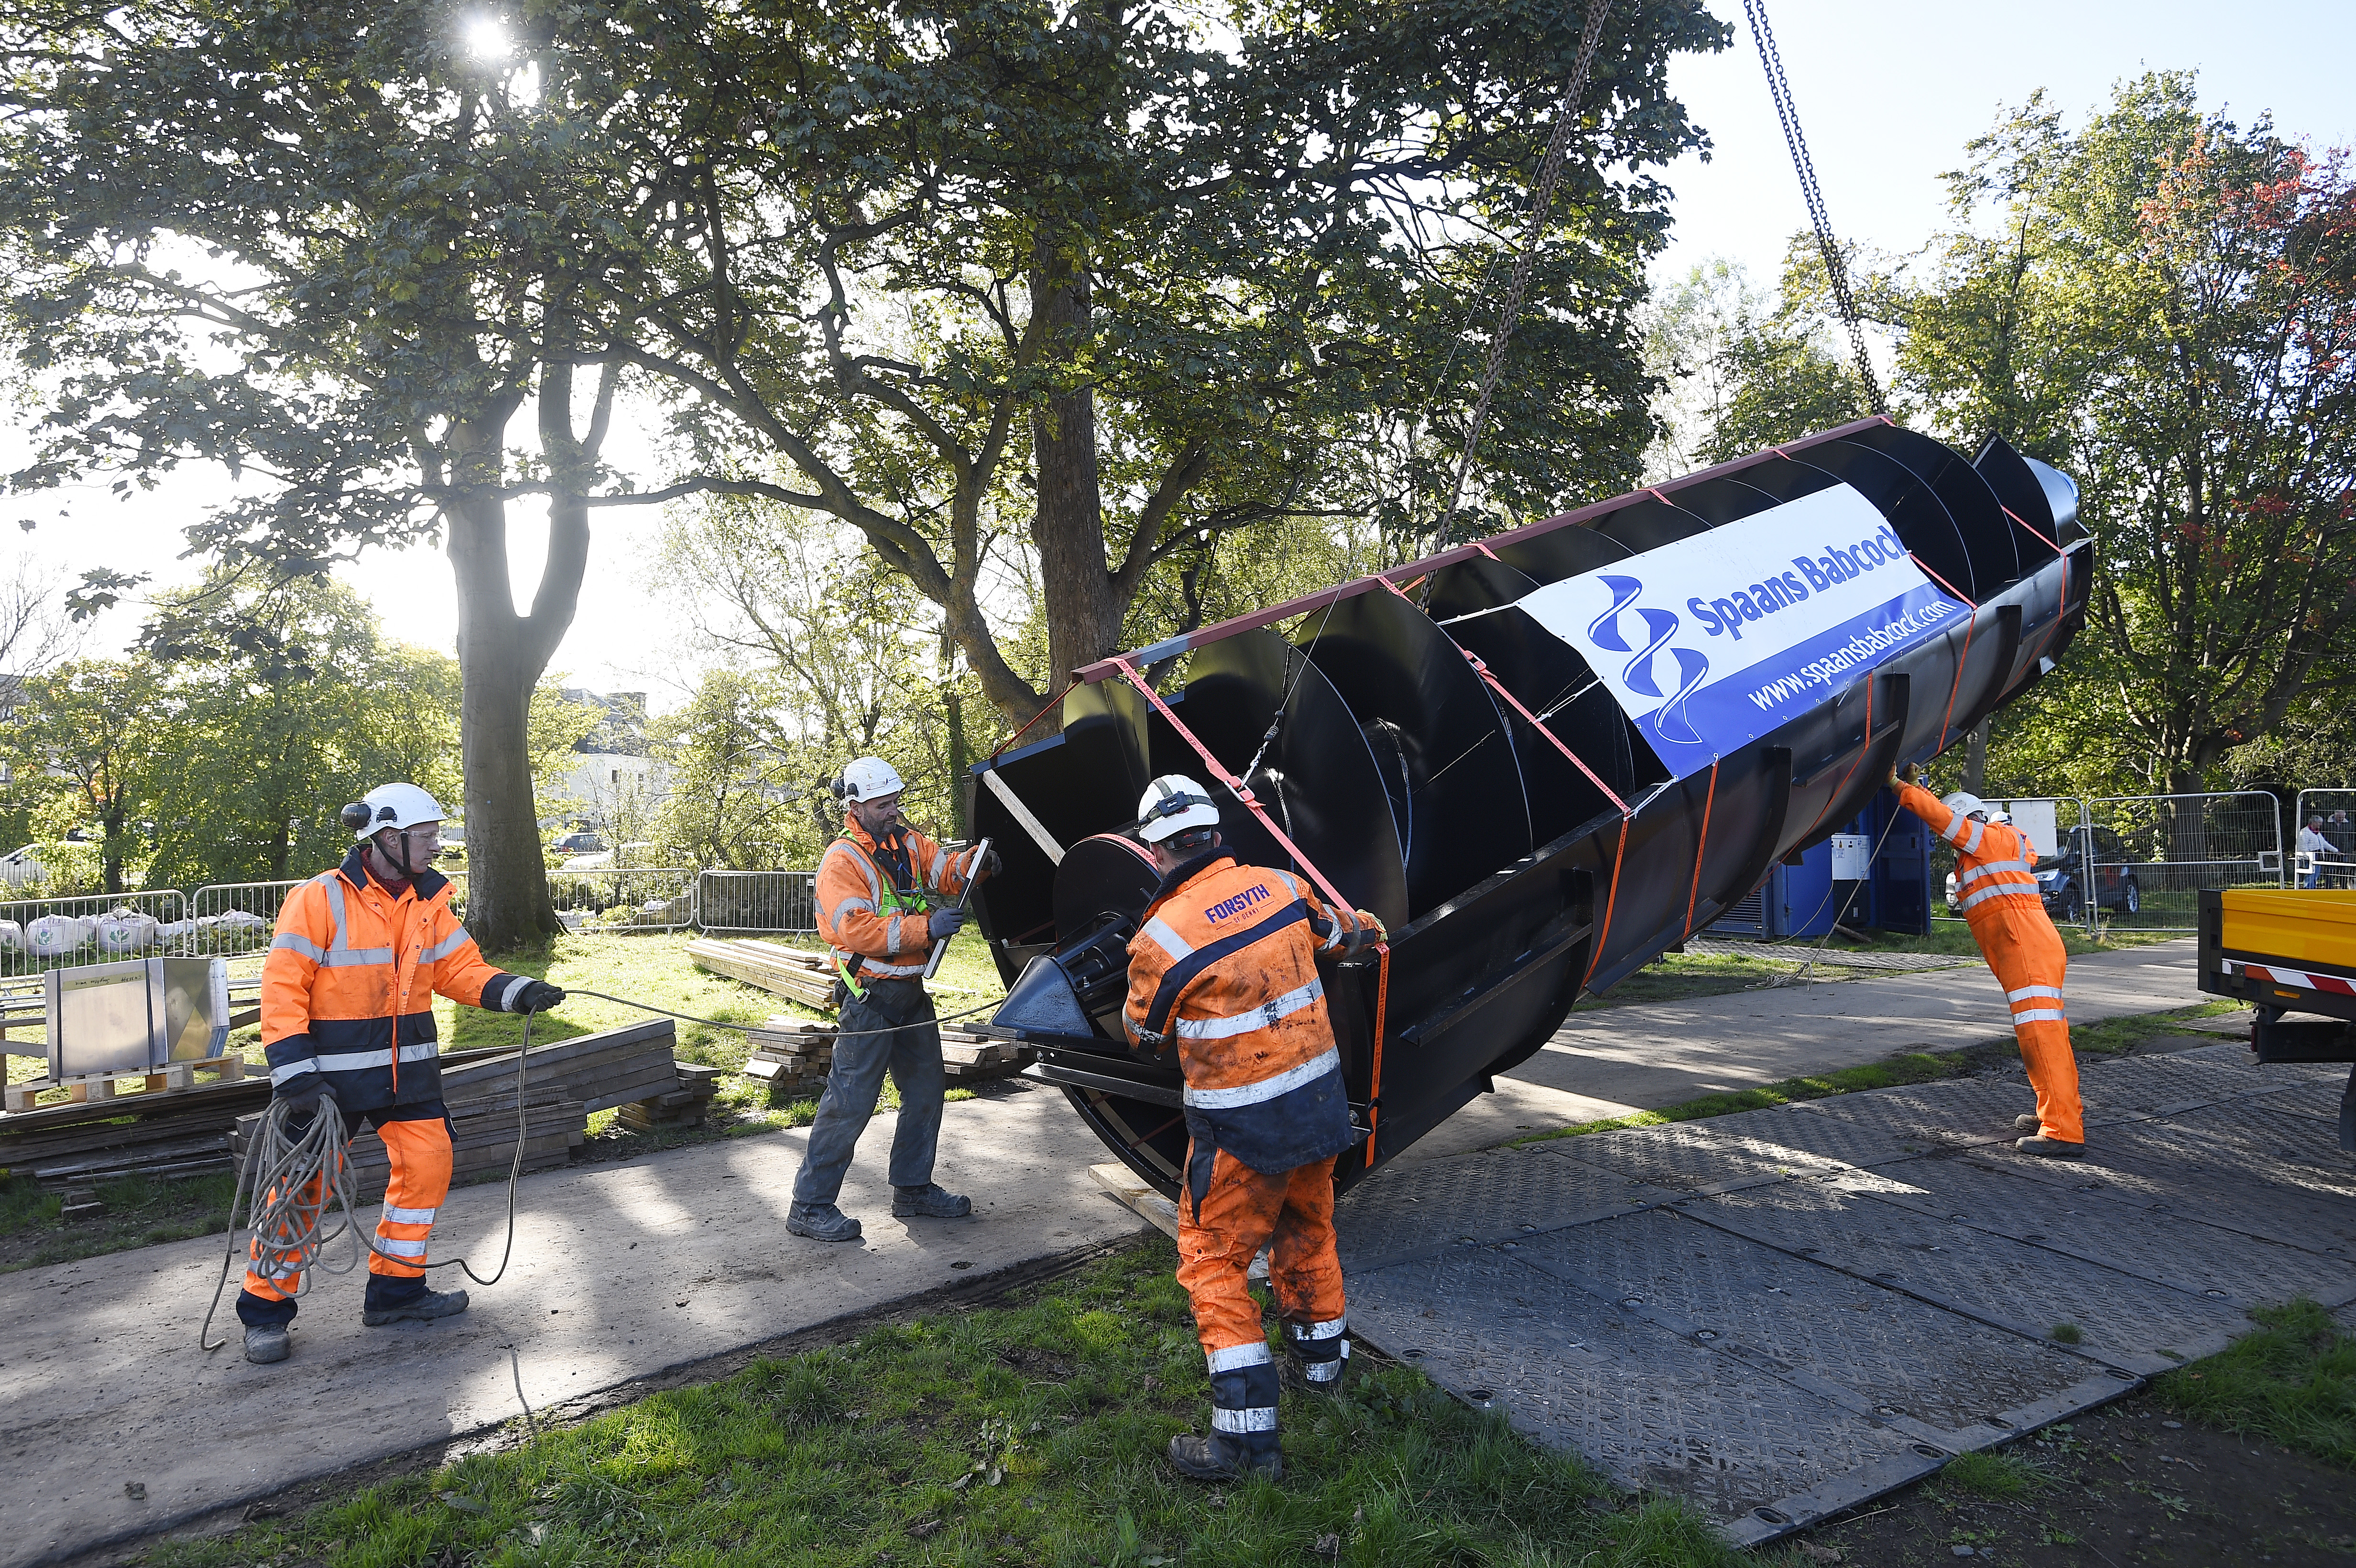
top-left (979, 847), bottom-right (1003, 879)
top-left (276, 1075), bottom-right (338, 1121)
top-left (928, 906), bottom-right (970, 942)
top-left (509, 979), bottom-right (567, 1013)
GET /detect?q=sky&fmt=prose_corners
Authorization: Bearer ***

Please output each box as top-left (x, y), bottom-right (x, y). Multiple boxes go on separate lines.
top-left (9, 0), bottom-right (2355, 707)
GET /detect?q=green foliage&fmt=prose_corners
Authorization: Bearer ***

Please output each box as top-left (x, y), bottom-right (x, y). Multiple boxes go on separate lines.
top-left (1, 656), bottom-right (166, 892)
top-left (1937, 1449), bottom-right (2050, 1499)
top-left (2159, 1298), bottom-right (2356, 1467)
top-left (1894, 73), bottom-right (2356, 795)
top-left (149, 1240), bottom-right (1751, 1568)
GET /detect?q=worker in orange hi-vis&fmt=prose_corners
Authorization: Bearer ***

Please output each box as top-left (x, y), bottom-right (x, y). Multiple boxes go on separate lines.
top-left (1122, 774), bottom-right (1387, 1483)
top-left (1890, 763), bottom-right (2083, 1156)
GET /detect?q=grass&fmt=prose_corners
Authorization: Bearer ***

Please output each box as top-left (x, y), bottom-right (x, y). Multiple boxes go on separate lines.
top-left (2069, 997), bottom-right (2246, 1057)
top-left (148, 1237), bottom-right (1760, 1568)
top-left (1934, 1448), bottom-right (2051, 1500)
top-left (2155, 1297), bottom-right (2356, 1468)
top-left (2050, 1322), bottom-right (2084, 1345)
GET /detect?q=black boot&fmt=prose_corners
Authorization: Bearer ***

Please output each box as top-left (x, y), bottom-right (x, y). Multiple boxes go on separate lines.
top-left (1168, 1431), bottom-right (1282, 1482)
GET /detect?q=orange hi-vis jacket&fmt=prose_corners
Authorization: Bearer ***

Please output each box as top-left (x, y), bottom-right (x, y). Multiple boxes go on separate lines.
top-left (262, 848), bottom-right (530, 1112)
top-left (816, 817), bottom-right (980, 989)
top-left (1900, 783), bottom-right (2043, 928)
top-left (1123, 851), bottom-right (1375, 1174)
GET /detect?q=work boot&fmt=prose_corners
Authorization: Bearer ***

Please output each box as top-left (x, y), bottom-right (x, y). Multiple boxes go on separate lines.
top-left (361, 1285), bottom-right (471, 1326)
top-left (2016, 1135), bottom-right (2086, 1159)
top-left (1167, 1432), bottom-right (1281, 1483)
top-left (243, 1325), bottom-right (290, 1364)
top-left (2013, 1113), bottom-right (2041, 1134)
top-left (787, 1202), bottom-right (863, 1242)
top-left (892, 1184), bottom-right (971, 1219)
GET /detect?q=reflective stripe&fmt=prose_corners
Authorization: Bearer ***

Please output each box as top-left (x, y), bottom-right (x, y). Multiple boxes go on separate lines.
top-left (1289, 1316), bottom-right (1348, 1341)
top-left (2012, 1009), bottom-right (2068, 1024)
top-left (886, 914), bottom-right (903, 957)
top-left (381, 1203), bottom-right (437, 1226)
top-left (1210, 1405), bottom-right (1279, 1434)
top-left (1304, 1356), bottom-right (1345, 1382)
top-left (822, 840), bottom-right (883, 907)
top-left (374, 1236), bottom-right (428, 1259)
top-left (270, 1059), bottom-right (319, 1085)
top-left (858, 959), bottom-right (927, 978)
top-left (1941, 816), bottom-right (1970, 845)
top-left (1184, 1045), bottom-right (1341, 1109)
top-left (1959, 859), bottom-right (2032, 885)
top-left (320, 945), bottom-right (397, 967)
top-left (250, 1261), bottom-right (301, 1281)
top-left (324, 871), bottom-right (351, 949)
top-left (1173, 980), bottom-right (1327, 1046)
top-left (2006, 985), bottom-right (2065, 1002)
top-left (835, 897), bottom-right (876, 919)
top-left (929, 846), bottom-right (949, 884)
top-left (1206, 1341), bottom-right (1272, 1372)
top-left (418, 929), bottom-right (471, 964)
top-left (1136, 917), bottom-right (1193, 963)
top-left (1960, 819), bottom-right (1986, 854)
top-left (271, 932), bottom-right (327, 962)
top-left (311, 1041), bottom-right (439, 1072)
top-left (1957, 882), bottom-right (2040, 911)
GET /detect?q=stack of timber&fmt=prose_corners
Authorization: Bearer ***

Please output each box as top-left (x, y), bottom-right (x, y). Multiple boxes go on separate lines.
top-left (743, 1016), bottom-right (834, 1097)
top-left (939, 1026), bottom-right (1033, 1083)
top-left (1, 1071), bottom-right (270, 1188)
top-left (686, 937), bottom-right (838, 1010)
top-left (617, 1061), bottom-right (724, 1131)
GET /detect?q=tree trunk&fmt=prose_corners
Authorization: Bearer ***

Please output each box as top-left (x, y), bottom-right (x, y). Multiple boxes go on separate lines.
top-left (1030, 251), bottom-right (1121, 694)
top-left (1962, 718), bottom-right (1990, 796)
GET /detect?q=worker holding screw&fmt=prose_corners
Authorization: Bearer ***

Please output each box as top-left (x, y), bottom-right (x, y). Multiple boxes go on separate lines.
top-left (1122, 773), bottom-right (1387, 1482)
top-left (1891, 763), bottom-right (2083, 1156)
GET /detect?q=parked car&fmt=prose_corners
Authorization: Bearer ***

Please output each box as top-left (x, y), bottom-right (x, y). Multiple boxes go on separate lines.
top-left (1944, 825), bottom-right (2142, 921)
top-left (549, 829), bottom-right (607, 856)
top-left (0, 844), bottom-right (41, 889)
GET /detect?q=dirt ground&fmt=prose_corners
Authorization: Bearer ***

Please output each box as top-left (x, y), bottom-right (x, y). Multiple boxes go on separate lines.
top-left (1797, 1387), bottom-right (2356, 1566)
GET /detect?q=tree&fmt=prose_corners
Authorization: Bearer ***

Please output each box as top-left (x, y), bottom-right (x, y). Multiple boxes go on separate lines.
top-left (1696, 239), bottom-right (1873, 465)
top-left (4, 658), bottom-right (168, 893)
top-left (0, 0), bottom-right (746, 948)
top-left (1895, 75), bottom-right (2356, 802)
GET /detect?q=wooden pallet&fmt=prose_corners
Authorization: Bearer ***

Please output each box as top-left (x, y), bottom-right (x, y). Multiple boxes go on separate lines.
top-left (939, 1027), bottom-right (1034, 1082)
top-left (5, 1054), bottom-right (246, 1114)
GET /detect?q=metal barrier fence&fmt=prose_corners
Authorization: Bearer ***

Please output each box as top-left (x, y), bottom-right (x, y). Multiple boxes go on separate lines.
top-left (2070, 791), bottom-right (2285, 934)
top-left (695, 870), bottom-right (819, 935)
top-left (186, 881), bottom-right (300, 970)
top-left (548, 866), bottom-right (698, 933)
top-left (0, 889), bottom-right (191, 982)
top-left (2294, 788), bottom-right (2356, 890)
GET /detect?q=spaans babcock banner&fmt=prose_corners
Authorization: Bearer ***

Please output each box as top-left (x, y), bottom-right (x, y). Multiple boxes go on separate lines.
top-left (1514, 483), bottom-right (1967, 782)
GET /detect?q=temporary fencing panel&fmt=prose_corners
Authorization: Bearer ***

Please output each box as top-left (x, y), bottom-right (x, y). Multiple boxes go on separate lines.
top-left (185, 881), bottom-right (302, 970)
top-left (2069, 792), bottom-right (2284, 934)
top-left (547, 866), bottom-right (698, 933)
top-left (2294, 789), bottom-right (2356, 890)
top-left (695, 870), bottom-right (819, 935)
top-left (0, 890), bottom-right (192, 1056)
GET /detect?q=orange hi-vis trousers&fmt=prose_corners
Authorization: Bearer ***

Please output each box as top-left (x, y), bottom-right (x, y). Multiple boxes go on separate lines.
top-left (1970, 903), bottom-right (2082, 1143)
top-left (1176, 1144), bottom-right (1348, 1457)
top-left (242, 1111), bottom-right (454, 1314)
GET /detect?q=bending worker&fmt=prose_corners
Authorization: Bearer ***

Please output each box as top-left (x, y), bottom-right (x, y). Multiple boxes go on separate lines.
top-left (790, 757), bottom-right (997, 1243)
top-left (240, 784), bottom-right (566, 1365)
top-left (1890, 765), bottom-right (2082, 1156)
top-left (1122, 774), bottom-right (1386, 1482)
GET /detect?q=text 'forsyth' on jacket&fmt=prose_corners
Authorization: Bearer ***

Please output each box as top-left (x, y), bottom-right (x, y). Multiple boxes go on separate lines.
top-left (1123, 852), bottom-right (1375, 1175)
top-left (261, 848), bottom-right (531, 1112)
top-left (816, 816), bottom-right (980, 986)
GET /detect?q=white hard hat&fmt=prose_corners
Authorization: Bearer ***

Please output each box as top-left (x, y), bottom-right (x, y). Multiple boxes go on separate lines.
top-left (838, 757), bottom-right (905, 802)
top-left (348, 783), bottom-right (445, 840)
top-left (1987, 809), bottom-right (2013, 826)
top-left (1941, 791), bottom-right (1988, 820)
top-left (1136, 773), bottom-right (1220, 844)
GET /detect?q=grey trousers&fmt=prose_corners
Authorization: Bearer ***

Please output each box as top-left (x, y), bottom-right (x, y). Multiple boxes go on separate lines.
top-left (791, 980), bottom-right (945, 1206)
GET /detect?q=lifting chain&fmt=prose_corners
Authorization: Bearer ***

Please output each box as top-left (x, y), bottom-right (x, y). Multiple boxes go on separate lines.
top-left (1742, 0), bottom-right (1887, 416)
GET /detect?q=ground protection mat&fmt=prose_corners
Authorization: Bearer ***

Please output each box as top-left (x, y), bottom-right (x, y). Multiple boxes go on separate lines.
top-left (1333, 1042), bottom-right (2352, 1544)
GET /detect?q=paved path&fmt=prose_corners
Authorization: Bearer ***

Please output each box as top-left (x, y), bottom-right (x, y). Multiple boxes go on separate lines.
top-left (1404, 938), bottom-right (2211, 1162)
top-left (0, 1083), bottom-right (1148, 1568)
top-left (1334, 1036), bottom-right (2356, 1546)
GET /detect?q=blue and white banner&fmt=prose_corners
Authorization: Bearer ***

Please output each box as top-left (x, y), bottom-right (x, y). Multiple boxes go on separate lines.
top-left (1514, 483), bottom-right (1967, 781)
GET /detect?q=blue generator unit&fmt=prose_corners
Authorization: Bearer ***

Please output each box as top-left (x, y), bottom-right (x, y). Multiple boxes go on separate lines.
top-left (1708, 786), bottom-right (1932, 938)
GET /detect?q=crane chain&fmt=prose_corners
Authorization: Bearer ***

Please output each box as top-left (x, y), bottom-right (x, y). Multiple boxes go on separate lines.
top-left (1742, 0), bottom-right (1887, 416)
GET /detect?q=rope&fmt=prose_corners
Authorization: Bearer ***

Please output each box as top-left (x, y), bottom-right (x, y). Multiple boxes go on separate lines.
top-left (1431, 0), bottom-right (1613, 554)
